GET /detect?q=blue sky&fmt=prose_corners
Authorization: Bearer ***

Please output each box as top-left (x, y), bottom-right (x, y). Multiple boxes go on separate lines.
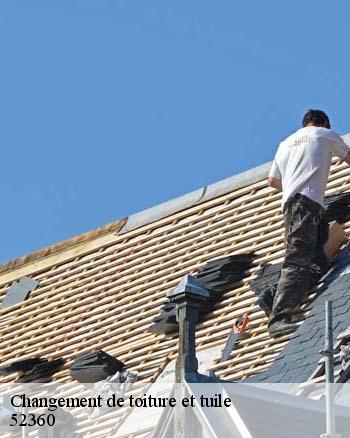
top-left (1, 0), bottom-right (350, 263)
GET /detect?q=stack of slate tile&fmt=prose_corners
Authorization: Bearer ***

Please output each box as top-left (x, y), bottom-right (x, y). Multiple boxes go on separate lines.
top-left (70, 350), bottom-right (125, 383)
top-left (324, 192), bottom-right (350, 224)
top-left (195, 254), bottom-right (254, 292)
top-left (0, 357), bottom-right (65, 382)
top-left (150, 253), bottom-right (255, 335)
top-left (150, 302), bottom-right (178, 335)
top-left (150, 287), bottom-right (212, 336)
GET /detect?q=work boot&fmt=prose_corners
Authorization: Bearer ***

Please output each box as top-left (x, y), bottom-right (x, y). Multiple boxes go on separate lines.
top-left (268, 318), bottom-right (299, 338)
top-left (257, 285), bottom-right (276, 317)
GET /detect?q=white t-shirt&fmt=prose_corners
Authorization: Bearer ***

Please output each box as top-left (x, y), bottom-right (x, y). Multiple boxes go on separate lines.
top-left (269, 126), bottom-right (350, 208)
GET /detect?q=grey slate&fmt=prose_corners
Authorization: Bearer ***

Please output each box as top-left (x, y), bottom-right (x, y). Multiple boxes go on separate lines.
top-left (1, 276), bottom-right (39, 309)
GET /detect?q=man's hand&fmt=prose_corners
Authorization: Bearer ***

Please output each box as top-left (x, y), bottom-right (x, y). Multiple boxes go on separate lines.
top-left (268, 177), bottom-right (282, 192)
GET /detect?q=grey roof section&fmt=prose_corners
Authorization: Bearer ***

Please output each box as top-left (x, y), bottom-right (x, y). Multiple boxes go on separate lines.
top-left (198, 161), bottom-right (272, 204)
top-left (120, 133), bottom-right (350, 235)
top-left (248, 242), bottom-right (350, 383)
top-left (120, 162), bottom-right (272, 234)
top-left (120, 187), bottom-right (205, 234)
top-left (1, 276), bottom-right (39, 308)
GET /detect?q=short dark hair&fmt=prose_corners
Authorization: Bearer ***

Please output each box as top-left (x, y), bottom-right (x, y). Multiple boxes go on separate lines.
top-left (302, 109), bottom-right (330, 129)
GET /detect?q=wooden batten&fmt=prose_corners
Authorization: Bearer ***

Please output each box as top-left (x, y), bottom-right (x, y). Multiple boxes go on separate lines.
top-left (0, 157), bottom-right (349, 435)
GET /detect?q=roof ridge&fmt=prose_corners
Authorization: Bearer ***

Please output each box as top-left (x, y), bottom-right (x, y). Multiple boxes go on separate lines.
top-left (1, 131), bottom-right (348, 279)
top-left (0, 160), bottom-right (272, 278)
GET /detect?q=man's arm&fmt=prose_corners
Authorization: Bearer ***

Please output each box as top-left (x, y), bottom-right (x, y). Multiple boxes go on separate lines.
top-left (327, 131), bottom-right (350, 165)
top-left (268, 177), bottom-right (282, 192)
top-left (268, 159), bottom-right (282, 192)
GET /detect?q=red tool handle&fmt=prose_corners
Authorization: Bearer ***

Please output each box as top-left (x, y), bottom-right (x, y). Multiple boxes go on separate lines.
top-left (234, 313), bottom-right (250, 334)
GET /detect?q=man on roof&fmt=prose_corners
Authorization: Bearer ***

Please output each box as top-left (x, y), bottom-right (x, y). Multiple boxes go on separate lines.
top-left (267, 109), bottom-right (350, 337)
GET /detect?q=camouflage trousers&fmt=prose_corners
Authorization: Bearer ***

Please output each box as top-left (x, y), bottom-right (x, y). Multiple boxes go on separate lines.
top-left (269, 193), bottom-right (329, 325)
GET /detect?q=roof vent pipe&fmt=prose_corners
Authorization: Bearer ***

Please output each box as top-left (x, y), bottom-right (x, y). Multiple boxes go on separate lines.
top-left (167, 275), bottom-right (212, 383)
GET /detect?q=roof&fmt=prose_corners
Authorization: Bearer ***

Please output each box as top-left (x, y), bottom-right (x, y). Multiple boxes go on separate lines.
top-left (1, 133), bottom-right (350, 385)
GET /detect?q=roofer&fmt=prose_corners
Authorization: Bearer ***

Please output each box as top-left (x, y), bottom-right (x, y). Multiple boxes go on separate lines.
top-left (267, 109), bottom-right (350, 337)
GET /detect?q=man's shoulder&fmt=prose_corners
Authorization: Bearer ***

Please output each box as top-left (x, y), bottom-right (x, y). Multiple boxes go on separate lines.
top-left (282, 127), bottom-right (341, 144)
top-left (309, 127), bottom-right (340, 140)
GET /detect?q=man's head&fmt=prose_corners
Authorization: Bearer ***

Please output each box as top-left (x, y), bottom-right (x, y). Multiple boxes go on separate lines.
top-left (302, 109), bottom-right (331, 129)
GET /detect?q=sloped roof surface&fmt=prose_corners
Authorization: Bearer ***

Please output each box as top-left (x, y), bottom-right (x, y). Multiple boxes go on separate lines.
top-left (1, 135), bottom-right (350, 385)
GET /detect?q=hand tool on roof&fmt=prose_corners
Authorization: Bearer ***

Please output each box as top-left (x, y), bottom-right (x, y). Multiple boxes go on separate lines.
top-left (219, 313), bottom-right (250, 363)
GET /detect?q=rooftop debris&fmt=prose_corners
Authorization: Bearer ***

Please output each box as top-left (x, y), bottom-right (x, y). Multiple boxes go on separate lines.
top-left (1, 276), bottom-right (39, 309)
top-left (70, 350), bottom-right (125, 383)
top-left (149, 254), bottom-right (255, 335)
top-left (87, 369), bottom-right (138, 418)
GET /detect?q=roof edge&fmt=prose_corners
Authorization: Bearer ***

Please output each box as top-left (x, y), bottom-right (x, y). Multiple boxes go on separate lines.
top-left (2, 131), bottom-right (348, 279)
top-left (0, 160), bottom-right (272, 278)
top-left (0, 218), bottom-right (127, 277)
top-left (120, 160), bottom-right (272, 233)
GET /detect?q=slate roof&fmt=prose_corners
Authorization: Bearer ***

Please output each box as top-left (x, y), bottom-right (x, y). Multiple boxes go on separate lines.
top-left (0, 133), bottom-right (350, 387)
